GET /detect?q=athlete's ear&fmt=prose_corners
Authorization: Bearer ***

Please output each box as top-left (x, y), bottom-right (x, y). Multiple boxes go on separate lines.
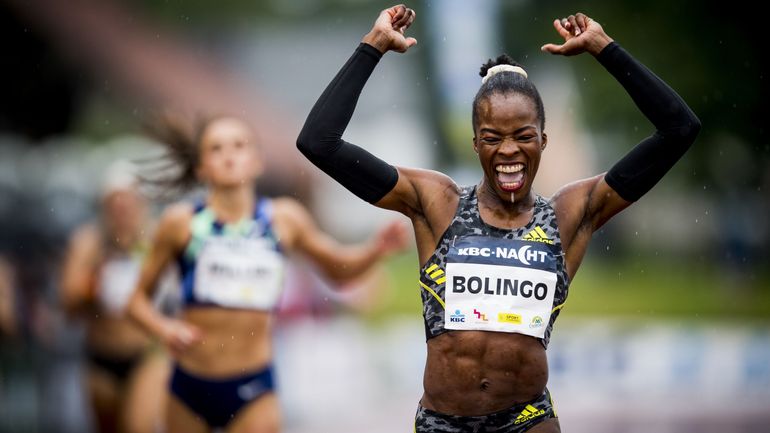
top-left (472, 136), bottom-right (479, 154)
top-left (541, 132), bottom-right (548, 151)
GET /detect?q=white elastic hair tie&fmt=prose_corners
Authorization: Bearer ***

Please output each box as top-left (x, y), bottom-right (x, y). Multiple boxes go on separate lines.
top-left (481, 64), bottom-right (528, 84)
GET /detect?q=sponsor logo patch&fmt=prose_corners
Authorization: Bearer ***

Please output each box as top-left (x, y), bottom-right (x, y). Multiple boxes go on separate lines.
top-left (514, 404), bottom-right (546, 425)
top-left (449, 309), bottom-right (465, 323)
top-left (529, 316), bottom-right (544, 328)
top-left (498, 312), bottom-right (522, 324)
top-left (473, 309), bottom-right (488, 321)
top-left (522, 226), bottom-right (554, 245)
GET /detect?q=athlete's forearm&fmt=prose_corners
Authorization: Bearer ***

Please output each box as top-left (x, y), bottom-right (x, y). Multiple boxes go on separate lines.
top-left (127, 290), bottom-right (167, 338)
top-left (296, 43), bottom-right (398, 204)
top-left (597, 42), bottom-right (701, 201)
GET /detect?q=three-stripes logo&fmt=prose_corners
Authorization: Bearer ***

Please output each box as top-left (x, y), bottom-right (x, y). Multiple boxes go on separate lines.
top-left (522, 226), bottom-right (554, 245)
top-left (473, 309), bottom-right (488, 321)
top-left (514, 404), bottom-right (546, 425)
top-left (424, 264), bottom-right (446, 285)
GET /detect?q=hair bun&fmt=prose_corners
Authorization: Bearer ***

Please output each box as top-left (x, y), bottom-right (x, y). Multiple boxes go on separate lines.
top-left (481, 64), bottom-right (528, 84)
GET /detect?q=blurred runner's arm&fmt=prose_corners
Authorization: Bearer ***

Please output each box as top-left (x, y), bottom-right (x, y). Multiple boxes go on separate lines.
top-left (60, 225), bottom-right (101, 316)
top-left (127, 204), bottom-right (201, 354)
top-left (272, 198), bottom-right (409, 284)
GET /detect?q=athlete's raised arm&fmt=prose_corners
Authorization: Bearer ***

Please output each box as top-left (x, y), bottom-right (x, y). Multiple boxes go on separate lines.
top-left (541, 13), bottom-right (701, 267)
top-left (296, 5), bottom-right (455, 221)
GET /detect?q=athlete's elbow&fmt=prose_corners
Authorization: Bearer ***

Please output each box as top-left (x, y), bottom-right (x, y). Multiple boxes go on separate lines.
top-left (683, 113), bottom-right (702, 142)
top-left (296, 127), bottom-right (339, 159)
top-left (295, 127), bottom-right (314, 155)
top-left (662, 113), bottom-right (701, 148)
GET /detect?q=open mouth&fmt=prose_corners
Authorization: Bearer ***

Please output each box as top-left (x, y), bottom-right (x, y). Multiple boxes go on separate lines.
top-left (495, 163), bottom-right (525, 192)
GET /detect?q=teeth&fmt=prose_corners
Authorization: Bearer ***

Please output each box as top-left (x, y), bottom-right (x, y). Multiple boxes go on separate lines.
top-left (495, 164), bottom-right (524, 173)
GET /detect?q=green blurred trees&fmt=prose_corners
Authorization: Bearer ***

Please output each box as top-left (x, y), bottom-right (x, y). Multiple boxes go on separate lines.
top-left (501, 0), bottom-right (766, 189)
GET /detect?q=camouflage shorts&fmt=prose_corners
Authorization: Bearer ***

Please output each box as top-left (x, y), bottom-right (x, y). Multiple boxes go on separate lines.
top-left (414, 388), bottom-right (557, 433)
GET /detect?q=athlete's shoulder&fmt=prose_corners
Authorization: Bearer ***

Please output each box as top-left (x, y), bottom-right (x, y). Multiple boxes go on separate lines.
top-left (160, 202), bottom-right (195, 223)
top-left (266, 196), bottom-right (317, 252)
top-left (269, 197), bottom-right (312, 227)
top-left (270, 196), bottom-right (306, 214)
top-left (398, 166), bottom-right (459, 192)
top-left (550, 174), bottom-right (604, 210)
top-left (156, 202), bottom-right (194, 246)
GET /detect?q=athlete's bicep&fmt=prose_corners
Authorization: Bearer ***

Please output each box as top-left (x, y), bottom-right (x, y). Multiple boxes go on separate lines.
top-left (375, 166), bottom-right (458, 219)
top-left (586, 174), bottom-right (633, 231)
top-left (60, 225), bottom-right (100, 310)
top-left (552, 173), bottom-right (630, 248)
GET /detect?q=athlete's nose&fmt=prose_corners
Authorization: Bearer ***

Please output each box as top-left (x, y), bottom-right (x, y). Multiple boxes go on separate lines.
top-left (498, 138), bottom-right (521, 156)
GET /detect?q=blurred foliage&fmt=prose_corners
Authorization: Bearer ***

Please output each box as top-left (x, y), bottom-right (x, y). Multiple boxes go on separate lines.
top-left (499, 0), bottom-right (766, 188)
top-left (124, 0), bottom-right (770, 187)
top-left (109, 0), bottom-right (767, 191)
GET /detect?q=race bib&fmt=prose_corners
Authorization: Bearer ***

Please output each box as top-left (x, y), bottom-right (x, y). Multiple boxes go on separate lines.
top-left (98, 257), bottom-right (141, 315)
top-left (194, 236), bottom-right (284, 310)
top-left (445, 236), bottom-right (558, 338)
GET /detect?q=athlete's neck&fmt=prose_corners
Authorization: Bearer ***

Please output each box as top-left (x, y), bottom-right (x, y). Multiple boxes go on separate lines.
top-left (207, 185), bottom-right (256, 224)
top-left (478, 179), bottom-right (535, 216)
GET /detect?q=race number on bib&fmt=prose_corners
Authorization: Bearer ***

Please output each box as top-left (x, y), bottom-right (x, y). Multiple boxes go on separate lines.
top-left (194, 236), bottom-right (284, 310)
top-left (444, 236), bottom-right (558, 338)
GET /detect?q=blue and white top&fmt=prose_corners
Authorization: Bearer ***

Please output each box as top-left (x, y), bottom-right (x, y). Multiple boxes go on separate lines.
top-left (177, 199), bottom-right (285, 310)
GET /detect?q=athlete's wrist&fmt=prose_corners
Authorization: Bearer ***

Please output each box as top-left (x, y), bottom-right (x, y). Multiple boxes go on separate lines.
top-left (362, 31), bottom-right (391, 54)
top-left (588, 34), bottom-right (614, 57)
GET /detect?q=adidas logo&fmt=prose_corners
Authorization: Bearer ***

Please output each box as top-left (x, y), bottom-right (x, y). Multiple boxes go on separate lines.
top-left (514, 404), bottom-right (546, 425)
top-left (424, 264), bottom-right (446, 285)
top-left (522, 226), bottom-right (554, 245)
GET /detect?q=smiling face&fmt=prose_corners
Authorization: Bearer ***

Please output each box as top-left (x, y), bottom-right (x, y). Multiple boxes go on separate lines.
top-left (473, 92), bottom-right (547, 204)
top-left (196, 117), bottom-right (263, 189)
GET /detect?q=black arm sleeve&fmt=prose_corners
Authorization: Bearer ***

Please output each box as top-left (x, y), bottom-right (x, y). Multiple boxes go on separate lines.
top-left (597, 41), bottom-right (702, 202)
top-left (296, 43), bottom-right (399, 204)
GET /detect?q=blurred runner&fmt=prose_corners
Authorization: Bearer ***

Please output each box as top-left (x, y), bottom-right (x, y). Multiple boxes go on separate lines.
top-left (128, 114), bottom-right (408, 433)
top-left (61, 160), bottom-right (174, 433)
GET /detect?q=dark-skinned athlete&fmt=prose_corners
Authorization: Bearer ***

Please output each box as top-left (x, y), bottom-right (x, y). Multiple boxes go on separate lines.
top-left (297, 5), bottom-right (700, 432)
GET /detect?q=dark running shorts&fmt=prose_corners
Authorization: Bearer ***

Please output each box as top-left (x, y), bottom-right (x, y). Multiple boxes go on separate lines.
top-left (170, 363), bottom-right (275, 428)
top-left (415, 388), bottom-right (557, 432)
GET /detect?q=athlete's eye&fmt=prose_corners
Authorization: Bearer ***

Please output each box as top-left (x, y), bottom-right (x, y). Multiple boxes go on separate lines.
top-left (482, 137), bottom-right (500, 143)
top-left (519, 136), bottom-right (534, 141)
